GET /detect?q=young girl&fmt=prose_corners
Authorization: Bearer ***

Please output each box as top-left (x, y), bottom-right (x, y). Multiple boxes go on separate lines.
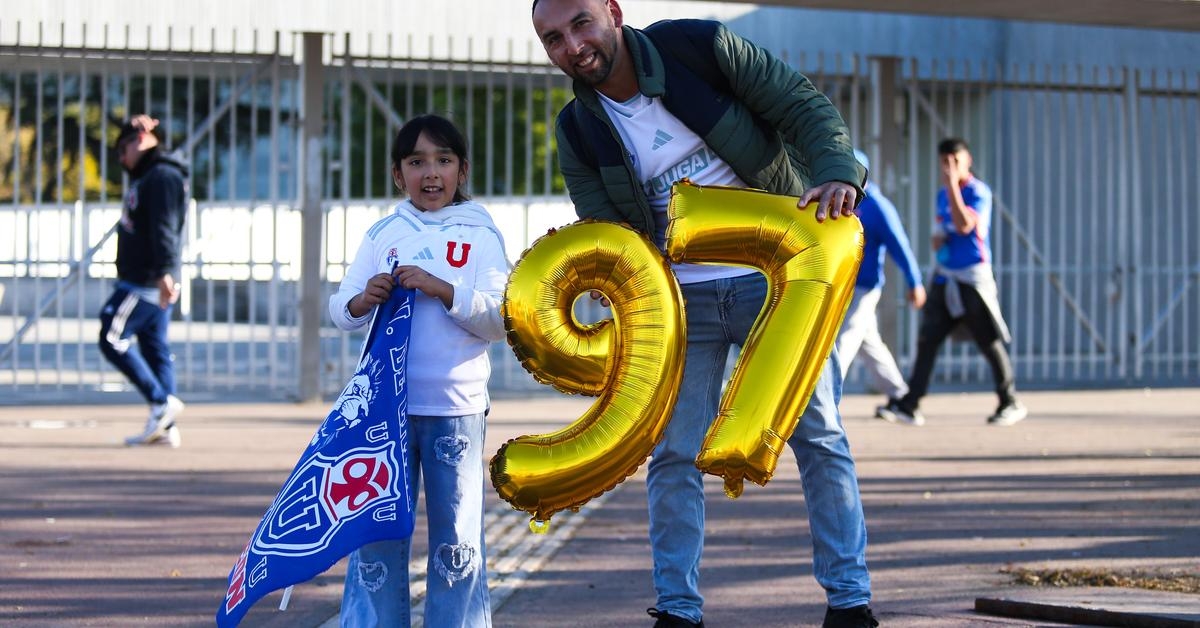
top-left (328, 114), bottom-right (506, 627)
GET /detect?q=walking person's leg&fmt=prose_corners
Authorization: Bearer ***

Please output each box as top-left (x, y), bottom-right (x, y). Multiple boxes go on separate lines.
top-left (137, 302), bottom-right (177, 399)
top-left (99, 289), bottom-right (182, 445)
top-left (874, 282), bottom-right (954, 425)
top-left (134, 301), bottom-right (183, 445)
top-left (835, 287), bottom-right (877, 379)
top-left (849, 289), bottom-right (909, 401)
top-left (958, 285), bottom-right (1025, 425)
top-left (896, 282), bottom-right (956, 412)
top-left (98, 289), bottom-right (169, 405)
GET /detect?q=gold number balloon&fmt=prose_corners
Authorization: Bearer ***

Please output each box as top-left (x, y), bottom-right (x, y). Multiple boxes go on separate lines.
top-left (491, 221), bottom-right (686, 526)
top-left (665, 180), bottom-right (863, 498)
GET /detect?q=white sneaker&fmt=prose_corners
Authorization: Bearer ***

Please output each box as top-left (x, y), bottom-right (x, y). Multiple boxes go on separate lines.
top-left (874, 399), bottom-right (926, 426)
top-left (987, 399), bottom-right (1028, 426)
top-left (164, 425), bottom-right (182, 448)
top-left (142, 425), bottom-right (182, 448)
top-left (125, 395), bottom-right (184, 446)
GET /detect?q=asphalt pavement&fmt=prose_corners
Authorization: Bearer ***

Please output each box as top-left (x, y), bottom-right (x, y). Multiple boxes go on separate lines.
top-left (2, 388), bottom-right (1197, 627)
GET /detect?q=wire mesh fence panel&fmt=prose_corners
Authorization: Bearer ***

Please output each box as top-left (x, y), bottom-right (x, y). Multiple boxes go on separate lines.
top-left (1, 26), bottom-right (1196, 403)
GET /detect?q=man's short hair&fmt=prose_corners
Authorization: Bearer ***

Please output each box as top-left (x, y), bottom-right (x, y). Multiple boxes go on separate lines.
top-left (533, 0), bottom-right (591, 14)
top-left (113, 121), bottom-right (142, 151)
top-left (937, 137), bottom-right (970, 155)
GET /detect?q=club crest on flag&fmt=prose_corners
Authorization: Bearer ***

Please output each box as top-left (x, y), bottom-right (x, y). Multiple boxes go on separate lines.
top-left (252, 442), bottom-right (402, 556)
top-left (217, 287), bottom-right (416, 628)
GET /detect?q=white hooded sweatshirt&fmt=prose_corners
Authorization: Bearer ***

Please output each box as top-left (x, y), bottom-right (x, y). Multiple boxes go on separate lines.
top-left (328, 199), bottom-right (509, 416)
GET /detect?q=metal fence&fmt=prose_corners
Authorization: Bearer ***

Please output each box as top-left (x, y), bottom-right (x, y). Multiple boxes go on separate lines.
top-left (1, 27), bottom-right (1196, 404)
top-left (894, 60), bottom-right (1200, 387)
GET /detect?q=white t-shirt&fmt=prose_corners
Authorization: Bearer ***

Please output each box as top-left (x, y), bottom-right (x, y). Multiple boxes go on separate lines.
top-left (600, 92), bottom-right (754, 285)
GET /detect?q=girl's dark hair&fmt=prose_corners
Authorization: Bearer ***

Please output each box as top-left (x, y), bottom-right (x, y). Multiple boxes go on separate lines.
top-left (391, 114), bottom-right (471, 202)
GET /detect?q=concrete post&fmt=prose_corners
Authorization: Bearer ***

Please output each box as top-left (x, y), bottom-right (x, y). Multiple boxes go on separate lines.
top-left (869, 56), bottom-right (904, 353)
top-left (297, 32), bottom-right (326, 402)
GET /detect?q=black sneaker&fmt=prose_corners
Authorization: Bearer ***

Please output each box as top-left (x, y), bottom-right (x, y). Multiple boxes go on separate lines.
top-left (874, 398), bottom-right (926, 426)
top-left (647, 607), bottom-right (704, 627)
top-left (823, 604), bottom-right (879, 628)
top-left (987, 399), bottom-right (1028, 426)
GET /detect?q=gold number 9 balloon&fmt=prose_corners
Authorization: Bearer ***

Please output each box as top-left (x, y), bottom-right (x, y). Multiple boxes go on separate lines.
top-left (491, 221), bottom-right (686, 528)
top-left (666, 180), bottom-right (863, 498)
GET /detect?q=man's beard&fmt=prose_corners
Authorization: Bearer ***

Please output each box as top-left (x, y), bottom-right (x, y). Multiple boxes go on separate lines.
top-left (569, 32), bottom-right (619, 86)
top-left (574, 52), bottom-right (614, 86)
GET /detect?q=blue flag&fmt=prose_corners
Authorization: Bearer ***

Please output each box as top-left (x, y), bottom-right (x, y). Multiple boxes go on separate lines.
top-left (218, 287), bottom-right (417, 627)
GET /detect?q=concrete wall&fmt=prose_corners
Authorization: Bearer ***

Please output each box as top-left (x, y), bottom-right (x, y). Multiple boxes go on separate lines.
top-left (726, 6), bottom-right (1200, 72)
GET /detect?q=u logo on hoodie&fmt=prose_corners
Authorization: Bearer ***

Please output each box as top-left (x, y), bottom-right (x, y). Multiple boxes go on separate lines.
top-left (446, 241), bottom-right (471, 268)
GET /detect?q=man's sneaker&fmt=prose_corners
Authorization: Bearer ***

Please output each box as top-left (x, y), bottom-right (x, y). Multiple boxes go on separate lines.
top-left (125, 395), bottom-right (184, 446)
top-left (987, 399), bottom-right (1028, 426)
top-left (823, 604), bottom-right (879, 628)
top-left (874, 398), bottom-right (925, 426)
top-left (163, 425), bottom-right (182, 448)
top-left (647, 608), bottom-right (704, 627)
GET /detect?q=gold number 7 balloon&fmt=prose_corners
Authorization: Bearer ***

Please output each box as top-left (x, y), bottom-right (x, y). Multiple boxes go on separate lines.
top-left (665, 180), bottom-right (863, 498)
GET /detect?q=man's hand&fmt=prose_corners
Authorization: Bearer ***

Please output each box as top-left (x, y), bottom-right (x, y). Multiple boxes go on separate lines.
top-left (798, 181), bottom-right (858, 223)
top-left (930, 231), bottom-right (946, 252)
top-left (940, 153), bottom-right (961, 189)
top-left (130, 114), bottom-right (160, 134)
top-left (907, 285), bottom-right (927, 309)
top-left (157, 273), bottom-right (180, 309)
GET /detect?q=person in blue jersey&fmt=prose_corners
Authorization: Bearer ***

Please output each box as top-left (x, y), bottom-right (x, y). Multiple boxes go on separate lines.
top-left (329, 114), bottom-right (507, 627)
top-left (877, 138), bottom-right (1027, 427)
top-left (835, 150), bottom-right (926, 425)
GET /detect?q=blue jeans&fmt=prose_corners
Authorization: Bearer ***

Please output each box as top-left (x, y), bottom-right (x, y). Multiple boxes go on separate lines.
top-left (340, 413), bottom-right (491, 628)
top-left (647, 274), bottom-right (871, 621)
top-left (97, 286), bottom-right (175, 405)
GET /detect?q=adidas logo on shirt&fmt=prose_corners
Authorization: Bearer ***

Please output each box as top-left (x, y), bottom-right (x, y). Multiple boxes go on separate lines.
top-left (651, 130), bottom-right (673, 151)
top-left (412, 247), bottom-right (434, 261)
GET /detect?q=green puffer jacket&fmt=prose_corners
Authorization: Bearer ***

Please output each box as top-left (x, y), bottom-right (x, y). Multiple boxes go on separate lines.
top-left (554, 20), bottom-right (866, 234)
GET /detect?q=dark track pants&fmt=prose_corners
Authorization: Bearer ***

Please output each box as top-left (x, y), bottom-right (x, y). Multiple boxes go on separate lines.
top-left (98, 288), bottom-right (175, 405)
top-left (899, 280), bottom-right (1015, 410)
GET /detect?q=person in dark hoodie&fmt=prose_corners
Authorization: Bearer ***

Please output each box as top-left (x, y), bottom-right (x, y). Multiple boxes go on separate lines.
top-left (100, 115), bottom-right (189, 448)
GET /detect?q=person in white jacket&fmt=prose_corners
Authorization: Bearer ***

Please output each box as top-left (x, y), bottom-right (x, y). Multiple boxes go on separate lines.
top-left (328, 114), bottom-right (507, 628)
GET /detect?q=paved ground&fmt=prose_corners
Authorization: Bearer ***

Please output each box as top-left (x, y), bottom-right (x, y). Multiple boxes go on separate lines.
top-left (1, 388), bottom-right (1198, 627)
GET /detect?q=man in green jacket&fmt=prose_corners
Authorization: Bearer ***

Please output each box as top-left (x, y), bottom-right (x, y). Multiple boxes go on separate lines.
top-left (533, 1), bottom-right (877, 627)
